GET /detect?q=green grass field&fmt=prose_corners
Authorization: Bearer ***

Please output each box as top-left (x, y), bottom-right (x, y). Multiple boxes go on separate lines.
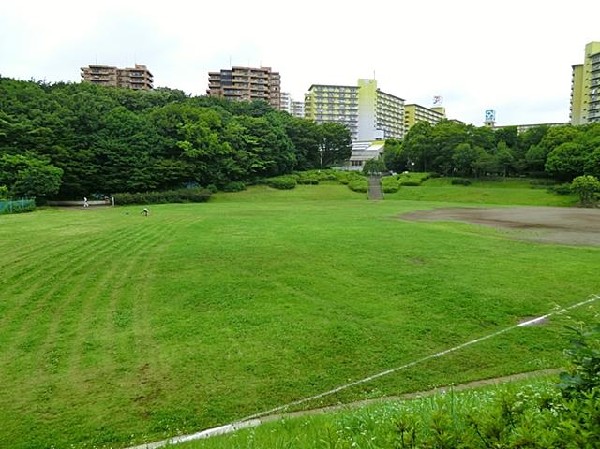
top-left (0, 182), bottom-right (596, 449)
top-left (387, 176), bottom-right (577, 205)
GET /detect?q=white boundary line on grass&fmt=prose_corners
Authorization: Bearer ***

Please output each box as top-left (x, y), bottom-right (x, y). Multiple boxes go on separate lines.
top-left (127, 294), bottom-right (599, 449)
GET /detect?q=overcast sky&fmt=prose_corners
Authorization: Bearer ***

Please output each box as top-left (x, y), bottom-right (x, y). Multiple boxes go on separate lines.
top-left (1, 0), bottom-right (599, 126)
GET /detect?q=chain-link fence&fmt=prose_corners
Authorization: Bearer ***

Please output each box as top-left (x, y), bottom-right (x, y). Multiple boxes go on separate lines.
top-left (0, 198), bottom-right (36, 214)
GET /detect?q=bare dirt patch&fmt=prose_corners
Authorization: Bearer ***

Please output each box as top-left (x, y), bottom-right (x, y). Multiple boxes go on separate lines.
top-left (400, 207), bottom-right (600, 247)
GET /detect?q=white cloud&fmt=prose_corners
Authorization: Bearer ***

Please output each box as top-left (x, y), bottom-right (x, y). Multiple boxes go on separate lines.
top-left (1, 0), bottom-right (599, 126)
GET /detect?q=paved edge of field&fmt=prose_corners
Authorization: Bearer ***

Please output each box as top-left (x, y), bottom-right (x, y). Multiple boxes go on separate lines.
top-left (127, 369), bottom-right (561, 449)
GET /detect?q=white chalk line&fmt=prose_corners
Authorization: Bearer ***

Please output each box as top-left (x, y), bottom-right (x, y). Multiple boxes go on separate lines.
top-left (127, 294), bottom-right (598, 449)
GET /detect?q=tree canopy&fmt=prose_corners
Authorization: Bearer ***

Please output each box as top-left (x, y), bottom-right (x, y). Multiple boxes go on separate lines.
top-left (2, 77), bottom-right (599, 200)
top-left (383, 119), bottom-right (600, 181)
top-left (0, 77), bottom-right (351, 198)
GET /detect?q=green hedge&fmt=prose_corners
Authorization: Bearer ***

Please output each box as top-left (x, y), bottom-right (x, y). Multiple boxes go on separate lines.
top-left (382, 176), bottom-right (400, 193)
top-left (266, 176), bottom-right (297, 190)
top-left (451, 178), bottom-right (472, 186)
top-left (348, 178), bottom-right (368, 193)
top-left (222, 181), bottom-right (246, 192)
top-left (112, 188), bottom-right (212, 205)
top-left (548, 183), bottom-right (573, 195)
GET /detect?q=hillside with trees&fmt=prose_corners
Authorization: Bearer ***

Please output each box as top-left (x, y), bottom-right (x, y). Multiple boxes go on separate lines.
top-left (1, 77), bottom-right (599, 203)
top-left (0, 78), bottom-right (351, 200)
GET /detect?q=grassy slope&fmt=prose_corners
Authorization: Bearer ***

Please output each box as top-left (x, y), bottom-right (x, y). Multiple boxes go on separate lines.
top-left (179, 375), bottom-right (564, 449)
top-left (0, 182), bottom-right (596, 448)
top-left (388, 177), bottom-right (577, 206)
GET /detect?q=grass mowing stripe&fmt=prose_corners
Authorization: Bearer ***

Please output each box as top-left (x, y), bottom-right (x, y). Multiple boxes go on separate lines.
top-left (1, 188), bottom-right (599, 449)
top-left (1, 218), bottom-right (172, 447)
top-left (0, 234), bottom-right (110, 321)
top-left (0, 221), bottom-right (162, 369)
top-left (0, 223), bottom-right (150, 334)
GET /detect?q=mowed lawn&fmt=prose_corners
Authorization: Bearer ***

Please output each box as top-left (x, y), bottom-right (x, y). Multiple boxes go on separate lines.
top-left (0, 183), bottom-right (597, 449)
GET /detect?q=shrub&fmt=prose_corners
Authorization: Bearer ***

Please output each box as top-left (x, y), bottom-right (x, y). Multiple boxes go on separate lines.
top-left (399, 180), bottom-right (421, 186)
top-left (547, 183), bottom-right (573, 196)
top-left (348, 178), bottom-right (368, 193)
top-left (296, 177), bottom-right (320, 185)
top-left (382, 176), bottom-right (399, 193)
top-left (558, 322), bottom-right (600, 398)
top-left (294, 169), bottom-right (339, 182)
top-left (451, 178), bottom-right (472, 186)
top-left (113, 188), bottom-right (212, 205)
top-left (266, 176), bottom-right (297, 190)
top-left (222, 181), bottom-right (246, 192)
top-left (570, 175), bottom-right (600, 207)
top-left (335, 171), bottom-right (364, 185)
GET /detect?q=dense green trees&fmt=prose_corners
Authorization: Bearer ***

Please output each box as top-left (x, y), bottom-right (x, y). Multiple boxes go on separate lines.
top-left (2, 76), bottom-right (599, 200)
top-left (0, 153), bottom-right (63, 198)
top-left (0, 77), bottom-right (351, 199)
top-left (385, 119), bottom-right (600, 181)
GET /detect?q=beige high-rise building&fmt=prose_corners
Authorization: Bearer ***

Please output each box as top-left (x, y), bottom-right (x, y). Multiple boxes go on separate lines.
top-left (80, 64), bottom-right (154, 90)
top-left (570, 41), bottom-right (600, 125)
top-left (207, 66), bottom-right (281, 109)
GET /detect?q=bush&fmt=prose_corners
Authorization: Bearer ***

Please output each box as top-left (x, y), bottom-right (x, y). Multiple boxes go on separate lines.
top-left (558, 322), bottom-right (600, 398)
top-left (451, 178), bottom-right (472, 186)
top-left (547, 183), bottom-right (573, 195)
top-left (570, 175), bottom-right (600, 207)
top-left (294, 169), bottom-right (339, 182)
top-left (399, 180), bottom-right (421, 186)
top-left (348, 178), bottom-right (368, 193)
top-left (296, 178), bottom-right (320, 185)
top-left (382, 176), bottom-right (399, 193)
top-left (266, 176), bottom-right (297, 190)
top-left (222, 181), bottom-right (246, 192)
top-left (396, 172), bottom-right (431, 186)
top-left (335, 171), bottom-right (364, 185)
top-left (112, 188), bottom-right (212, 205)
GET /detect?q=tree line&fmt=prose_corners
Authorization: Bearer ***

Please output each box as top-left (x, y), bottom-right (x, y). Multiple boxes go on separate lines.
top-left (0, 77), bottom-right (351, 199)
top-left (383, 120), bottom-right (600, 181)
top-left (2, 77), bottom-right (599, 201)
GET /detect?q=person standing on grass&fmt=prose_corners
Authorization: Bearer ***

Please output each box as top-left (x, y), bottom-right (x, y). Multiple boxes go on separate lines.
top-left (142, 208), bottom-right (149, 216)
top-left (83, 196), bottom-right (89, 208)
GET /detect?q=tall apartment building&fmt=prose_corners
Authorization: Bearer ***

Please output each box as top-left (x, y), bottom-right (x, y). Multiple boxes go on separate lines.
top-left (291, 100), bottom-right (305, 118)
top-left (80, 64), bottom-right (153, 90)
top-left (304, 83), bottom-right (359, 138)
top-left (570, 41), bottom-right (600, 125)
top-left (304, 79), bottom-right (404, 141)
top-left (279, 93), bottom-right (305, 118)
top-left (207, 66), bottom-right (281, 109)
top-left (280, 92), bottom-right (292, 112)
top-left (404, 104), bottom-right (446, 133)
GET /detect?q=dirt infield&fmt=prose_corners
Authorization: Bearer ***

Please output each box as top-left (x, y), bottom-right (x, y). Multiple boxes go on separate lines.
top-left (400, 206), bottom-right (600, 247)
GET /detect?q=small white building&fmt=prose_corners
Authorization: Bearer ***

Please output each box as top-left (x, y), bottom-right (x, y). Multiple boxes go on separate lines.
top-left (348, 140), bottom-right (385, 171)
